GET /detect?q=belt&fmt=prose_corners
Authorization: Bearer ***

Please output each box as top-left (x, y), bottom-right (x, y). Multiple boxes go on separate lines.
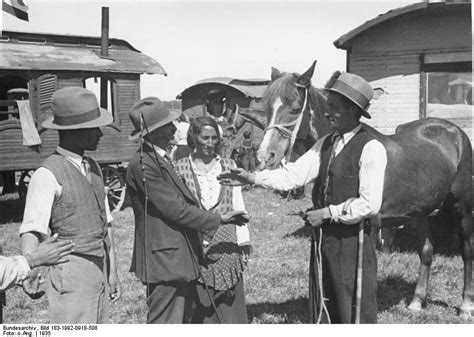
top-left (322, 219), bottom-right (371, 238)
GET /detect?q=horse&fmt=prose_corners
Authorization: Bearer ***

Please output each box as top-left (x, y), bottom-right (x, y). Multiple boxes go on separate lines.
top-left (256, 61), bottom-right (473, 317)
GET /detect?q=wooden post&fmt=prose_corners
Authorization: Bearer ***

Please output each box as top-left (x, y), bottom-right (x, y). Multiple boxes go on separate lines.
top-left (100, 7), bottom-right (109, 109)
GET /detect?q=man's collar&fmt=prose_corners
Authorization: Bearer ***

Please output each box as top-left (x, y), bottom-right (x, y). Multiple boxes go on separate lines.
top-left (57, 146), bottom-right (83, 161)
top-left (334, 124), bottom-right (362, 145)
top-left (143, 141), bottom-right (167, 158)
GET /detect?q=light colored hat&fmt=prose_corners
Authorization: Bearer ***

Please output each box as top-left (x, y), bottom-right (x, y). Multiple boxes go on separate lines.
top-left (325, 72), bottom-right (373, 119)
top-left (42, 87), bottom-right (113, 129)
top-left (128, 97), bottom-right (181, 141)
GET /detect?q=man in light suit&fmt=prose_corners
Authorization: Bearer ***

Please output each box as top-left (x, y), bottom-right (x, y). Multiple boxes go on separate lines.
top-left (126, 97), bottom-right (248, 324)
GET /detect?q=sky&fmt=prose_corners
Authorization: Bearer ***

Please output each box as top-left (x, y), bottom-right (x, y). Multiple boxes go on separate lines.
top-left (1, 0), bottom-right (419, 101)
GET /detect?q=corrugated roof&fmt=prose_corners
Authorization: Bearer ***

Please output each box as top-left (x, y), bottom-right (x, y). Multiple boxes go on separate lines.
top-left (0, 30), bottom-right (166, 75)
top-left (177, 77), bottom-right (270, 99)
top-left (334, 2), bottom-right (429, 50)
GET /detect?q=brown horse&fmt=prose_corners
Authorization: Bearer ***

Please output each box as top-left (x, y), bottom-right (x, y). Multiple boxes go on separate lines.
top-left (256, 61), bottom-right (473, 317)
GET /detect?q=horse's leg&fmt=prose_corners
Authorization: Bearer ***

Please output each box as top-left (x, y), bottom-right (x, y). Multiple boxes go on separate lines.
top-left (408, 215), bottom-right (433, 311)
top-left (456, 200), bottom-right (473, 317)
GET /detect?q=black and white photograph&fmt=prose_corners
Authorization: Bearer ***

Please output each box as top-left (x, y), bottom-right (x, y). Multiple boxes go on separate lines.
top-left (0, 0), bottom-right (472, 330)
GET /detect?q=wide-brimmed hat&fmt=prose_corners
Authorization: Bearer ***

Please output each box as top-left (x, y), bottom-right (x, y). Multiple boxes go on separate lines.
top-left (128, 97), bottom-right (181, 141)
top-left (42, 87), bottom-right (113, 129)
top-left (324, 72), bottom-right (373, 119)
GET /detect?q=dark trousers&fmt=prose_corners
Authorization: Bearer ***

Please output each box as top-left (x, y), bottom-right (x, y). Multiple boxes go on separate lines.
top-left (309, 223), bottom-right (377, 324)
top-left (146, 281), bottom-right (198, 324)
top-left (192, 278), bottom-right (248, 324)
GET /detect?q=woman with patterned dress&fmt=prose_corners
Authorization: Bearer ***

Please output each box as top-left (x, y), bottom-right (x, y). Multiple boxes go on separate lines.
top-left (174, 116), bottom-right (251, 323)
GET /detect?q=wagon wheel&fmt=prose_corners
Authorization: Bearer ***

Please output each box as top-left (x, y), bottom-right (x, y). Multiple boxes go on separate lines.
top-left (18, 170), bottom-right (34, 202)
top-left (102, 165), bottom-right (126, 213)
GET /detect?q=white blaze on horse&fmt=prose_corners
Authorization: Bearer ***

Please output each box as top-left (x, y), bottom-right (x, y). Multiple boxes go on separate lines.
top-left (256, 61), bottom-right (473, 317)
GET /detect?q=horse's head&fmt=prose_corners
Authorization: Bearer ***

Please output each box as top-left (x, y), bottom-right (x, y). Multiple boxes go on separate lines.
top-left (257, 61), bottom-right (330, 170)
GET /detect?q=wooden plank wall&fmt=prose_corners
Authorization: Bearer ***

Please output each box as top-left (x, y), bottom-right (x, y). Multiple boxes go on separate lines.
top-left (350, 52), bottom-right (421, 135)
top-left (0, 74), bottom-right (142, 171)
top-left (86, 75), bottom-right (141, 164)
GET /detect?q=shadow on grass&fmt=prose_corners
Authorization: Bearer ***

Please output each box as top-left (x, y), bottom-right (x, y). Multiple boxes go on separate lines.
top-left (247, 296), bottom-right (308, 323)
top-left (284, 225), bottom-right (313, 239)
top-left (377, 275), bottom-right (416, 312)
top-left (0, 193), bottom-right (24, 224)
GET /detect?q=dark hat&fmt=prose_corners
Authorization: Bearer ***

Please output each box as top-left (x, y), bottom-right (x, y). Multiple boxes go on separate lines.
top-left (42, 87), bottom-right (113, 129)
top-left (324, 72), bottom-right (373, 119)
top-left (128, 97), bottom-right (180, 141)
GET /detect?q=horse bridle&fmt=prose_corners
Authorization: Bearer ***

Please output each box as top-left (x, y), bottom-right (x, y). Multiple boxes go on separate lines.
top-left (264, 83), bottom-right (309, 161)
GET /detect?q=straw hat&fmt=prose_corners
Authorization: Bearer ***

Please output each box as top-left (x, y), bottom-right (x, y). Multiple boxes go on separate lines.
top-left (325, 72), bottom-right (374, 119)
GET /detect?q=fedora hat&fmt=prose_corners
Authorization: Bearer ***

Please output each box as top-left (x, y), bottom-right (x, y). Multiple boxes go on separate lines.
top-left (42, 87), bottom-right (113, 129)
top-left (128, 97), bottom-right (181, 141)
top-left (325, 72), bottom-right (373, 119)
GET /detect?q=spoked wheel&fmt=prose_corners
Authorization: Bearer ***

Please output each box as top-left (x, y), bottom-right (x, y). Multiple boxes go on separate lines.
top-left (18, 169), bottom-right (34, 202)
top-left (101, 165), bottom-right (126, 213)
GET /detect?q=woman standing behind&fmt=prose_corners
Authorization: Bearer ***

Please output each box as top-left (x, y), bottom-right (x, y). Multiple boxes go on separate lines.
top-left (174, 116), bottom-right (251, 323)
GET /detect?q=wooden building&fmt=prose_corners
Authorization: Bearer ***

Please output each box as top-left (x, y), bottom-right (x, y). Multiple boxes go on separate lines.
top-left (0, 30), bottom-right (166, 209)
top-left (333, 1), bottom-right (472, 141)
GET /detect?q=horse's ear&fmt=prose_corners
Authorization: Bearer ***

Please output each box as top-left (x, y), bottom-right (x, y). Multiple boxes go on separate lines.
top-left (297, 60), bottom-right (317, 88)
top-left (271, 67), bottom-right (282, 81)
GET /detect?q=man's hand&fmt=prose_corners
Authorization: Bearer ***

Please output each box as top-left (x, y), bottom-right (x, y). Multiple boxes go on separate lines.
top-left (22, 268), bottom-right (45, 299)
top-left (303, 208), bottom-right (331, 228)
top-left (108, 271), bottom-right (122, 303)
top-left (221, 210), bottom-right (251, 226)
top-left (26, 234), bottom-right (75, 268)
top-left (217, 168), bottom-right (255, 186)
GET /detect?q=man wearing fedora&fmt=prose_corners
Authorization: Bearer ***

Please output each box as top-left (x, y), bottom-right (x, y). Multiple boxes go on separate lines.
top-left (19, 87), bottom-right (121, 323)
top-left (126, 97), bottom-right (249, 323)
top-left (218, 72), bottom-right (388, 323)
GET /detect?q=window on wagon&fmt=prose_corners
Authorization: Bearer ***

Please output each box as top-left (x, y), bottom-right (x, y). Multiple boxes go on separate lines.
top-left (82, 76), bottom-right (116, 118)
top-left (422, 52), bottom-right (472, 123)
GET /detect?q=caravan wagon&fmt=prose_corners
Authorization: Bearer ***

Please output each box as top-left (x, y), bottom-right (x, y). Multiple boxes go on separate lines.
top-left (0, 30), bottom-right (167, 211)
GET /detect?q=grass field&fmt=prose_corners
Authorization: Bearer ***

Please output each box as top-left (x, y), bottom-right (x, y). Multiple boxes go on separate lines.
top-left (0, 187), bottom-right (472, 324)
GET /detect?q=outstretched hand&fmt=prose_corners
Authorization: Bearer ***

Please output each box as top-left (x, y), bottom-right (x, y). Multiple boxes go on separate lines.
top-left (221, 210), bottom-right (251, 226)
top-left (217, 168), bottom-right (255, 186)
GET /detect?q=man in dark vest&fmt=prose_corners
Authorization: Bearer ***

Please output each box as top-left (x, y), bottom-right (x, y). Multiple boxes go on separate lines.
top-left (126, 97), bottom-right (250, 323)
top-left (218, 72), bottom-right (388, 323)
top-left (19, 87), bottom-right (121, 323)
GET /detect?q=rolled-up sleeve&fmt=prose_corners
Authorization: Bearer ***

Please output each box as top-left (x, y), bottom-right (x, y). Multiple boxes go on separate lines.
top-left (0, 255), bottom-right (30, 291)
top-left (255, 136), bottom-right (327, 190)
top-left (329, 139), bottom-right (387, 224)
top-left (20, 168), bottom-right (59, 236)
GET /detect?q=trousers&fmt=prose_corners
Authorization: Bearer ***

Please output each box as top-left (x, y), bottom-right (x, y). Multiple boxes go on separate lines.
top-left (46, 253), bottom-right (109, 324)
top-left (309, 223), bottom-right (377, 324)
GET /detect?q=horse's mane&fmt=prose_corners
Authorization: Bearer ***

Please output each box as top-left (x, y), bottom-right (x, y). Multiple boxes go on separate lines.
top-left (263, 73), bottom-right (299, 112)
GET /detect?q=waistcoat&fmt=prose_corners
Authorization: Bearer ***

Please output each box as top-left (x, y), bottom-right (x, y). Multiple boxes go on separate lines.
top-left (312, 126), bottom-right (375, 210)
top-left (41, 154), bottom-right (107, 257)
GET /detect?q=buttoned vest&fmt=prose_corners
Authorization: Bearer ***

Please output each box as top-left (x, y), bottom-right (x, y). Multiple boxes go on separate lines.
top-left (312, 126), bottom-right (375, 211)
top-left (41, 154), bottom-right (107, 257)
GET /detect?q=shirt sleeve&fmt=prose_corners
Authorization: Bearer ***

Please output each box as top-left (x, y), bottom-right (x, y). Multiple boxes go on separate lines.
top-left (232, 185), bottom-right (250, 245)
top-left (104, 195), bottom-right (114, 225)
top-left (254, 136), bottom-right (327, 190)
top-left (20, 168), bottom-right (59, 236)
top-left (328, 139), bottom-right (387, 225)
top-left (0, 255), bottom-right (31, 291)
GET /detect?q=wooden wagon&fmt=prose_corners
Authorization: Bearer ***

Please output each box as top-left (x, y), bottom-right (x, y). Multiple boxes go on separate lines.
top-left (176, 77), bottom-right (270, 153)
top-left (0, 30), bottom-right (167, 212)
top-left (333, 0), bottom-right (472, 246)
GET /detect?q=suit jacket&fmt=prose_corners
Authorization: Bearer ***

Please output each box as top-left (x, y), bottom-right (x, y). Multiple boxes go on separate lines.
top-left (126, 144), bottom-right (220, 284)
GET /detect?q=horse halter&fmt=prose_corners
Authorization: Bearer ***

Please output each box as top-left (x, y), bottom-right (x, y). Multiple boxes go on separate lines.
top-left (264, 83), bottom-right (309, 161)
